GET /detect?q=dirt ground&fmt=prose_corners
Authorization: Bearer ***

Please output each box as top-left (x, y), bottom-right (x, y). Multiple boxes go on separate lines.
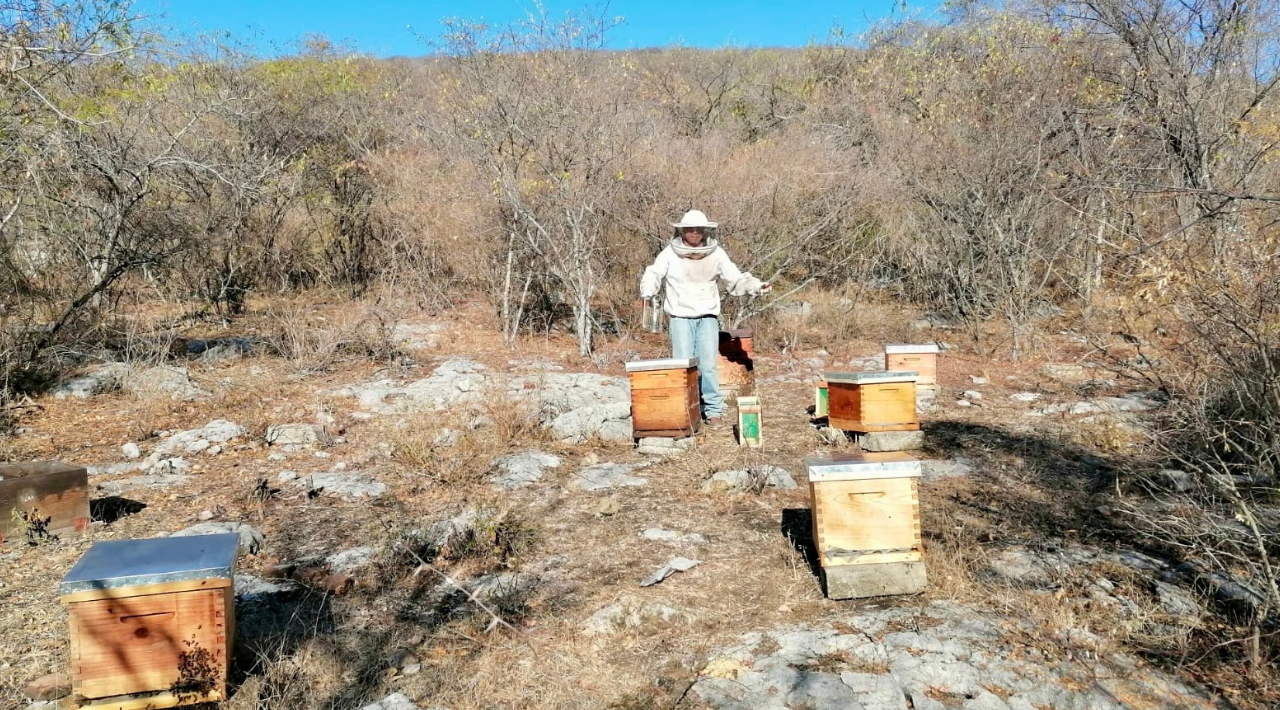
top-left (0, 298), bottom-right (1273, 710)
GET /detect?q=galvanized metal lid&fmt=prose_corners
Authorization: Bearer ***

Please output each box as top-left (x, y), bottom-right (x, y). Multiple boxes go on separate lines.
top-left (625, 357), bottom-right (698, 372)
top-left (805, 452), bottom-right (922, 482)
top-left (885, 343), bottom-right (941, 355)
top-left (59, 533), bottom-right (239, 595)
top-left (825, 370), bottom-right (919, 385)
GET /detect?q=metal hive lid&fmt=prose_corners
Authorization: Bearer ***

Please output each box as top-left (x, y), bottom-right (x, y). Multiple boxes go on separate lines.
top-left (824, 370), bottom-right (919, 385)
top-left (885, 343), bottom-right (941, 355)
top-left (59, 533), bottom-right (239, 595)
top-left (625, 357), bottom-right (698, 372)
top-left (804, 452), bottom-right (922, 481)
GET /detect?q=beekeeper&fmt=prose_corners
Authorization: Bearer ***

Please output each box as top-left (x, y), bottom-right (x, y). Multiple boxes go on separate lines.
top-left (640, 209), bottom-right (770, 427)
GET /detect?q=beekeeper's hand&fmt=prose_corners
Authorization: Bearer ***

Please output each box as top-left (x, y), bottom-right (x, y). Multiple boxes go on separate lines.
top-left (756, 282), bottom-right (772, 295)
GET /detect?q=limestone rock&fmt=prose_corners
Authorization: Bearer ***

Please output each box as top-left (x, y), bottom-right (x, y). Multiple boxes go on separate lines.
top-left (703, 465), bottom-right (796, 493)
top-left (52, 362), bottom-right (129, 399)
top-left (859, 430), bottom-right (924, 452)
top-left (124, 365), bottom-right (207, 400)
top-left (171, 522), bottom-right (265, 555)
top-left (573, 462), bottom-right (650, 491)
top-left (23, 673), bottom-right (71, 701)
top-left (266, 423), bottom-right (326, 448)
top-left (491, 451), bottom-right (561, 489)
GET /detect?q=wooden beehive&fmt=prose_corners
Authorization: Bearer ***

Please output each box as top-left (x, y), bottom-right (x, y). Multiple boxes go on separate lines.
top-left (60, 534), bottom-right (238, 710)
top-left (626, 357), bottom-right (702, 437)
top-left (884, 343), bottom-right (940, 386)
top-left (0, 461), bottom-right (89, 546)
top-left (736, 395), bottom-right (762, 447)
top-left (814, 380), bottom-right (828, 418)
top-left (717, 328), bottom-right (754, 389)
top-left (825, 371), bottom-right (919, 433)
top-left (805, 452), bottom-right (926, 598)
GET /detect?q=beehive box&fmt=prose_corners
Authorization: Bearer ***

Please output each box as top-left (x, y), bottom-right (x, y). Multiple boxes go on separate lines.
top-left (60, 534), bottom-right (238, 710)
top-left (825, 371), bottom-right (919, 432)
top-left (884, 343), bottom-right (940, 385)
top-left (805, 452), bottom-right (926, 599)
top-left (0, 461), bottom-right (89, 546)
top-left (736, 395), bottom-right (762, 447)
top-left (626, 357), bottom-right (702, 437)
top-left (717, 328), bottom-right (755, 389)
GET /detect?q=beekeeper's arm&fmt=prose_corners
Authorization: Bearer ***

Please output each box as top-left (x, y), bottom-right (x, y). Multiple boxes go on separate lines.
top-left (716, 249), bottom-right (770, 296)
top-left (640, 250), bottom-right (672, 299)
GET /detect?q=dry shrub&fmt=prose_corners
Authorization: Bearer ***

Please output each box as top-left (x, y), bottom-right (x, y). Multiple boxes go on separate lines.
top-left (263, 303), bottom-right (402, 372)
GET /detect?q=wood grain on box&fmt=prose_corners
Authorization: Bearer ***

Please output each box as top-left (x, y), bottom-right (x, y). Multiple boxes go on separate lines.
top-left (0, 461), bottom-right (89, 545)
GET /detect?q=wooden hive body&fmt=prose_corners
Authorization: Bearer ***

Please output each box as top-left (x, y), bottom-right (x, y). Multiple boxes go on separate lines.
top-left (825, 371), bottom-right (919, 432)
top-left (627, 358), bottom-right (702, 437)
top-left (884, 344), bottom-right (939, 386)
top-left (717, 329), bottom-right (754, 389)
top-left (806, 453), bottom-right (926, 598)
top-left (0, 461), bottom-right (89, 545)
top-left (60, 534), bottom-right (239, 710)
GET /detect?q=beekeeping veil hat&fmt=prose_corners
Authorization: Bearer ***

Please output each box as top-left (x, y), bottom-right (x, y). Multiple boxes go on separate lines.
top-left (671, 209), bottom-right (718, 229)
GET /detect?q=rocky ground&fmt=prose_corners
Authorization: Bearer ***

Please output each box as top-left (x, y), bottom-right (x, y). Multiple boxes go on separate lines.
top-left (0, 302), bottom-right (1266, 709)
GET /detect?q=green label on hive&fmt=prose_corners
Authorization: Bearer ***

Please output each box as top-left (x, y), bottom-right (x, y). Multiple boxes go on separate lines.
top-left (742, 413), bottom-right (760, 439)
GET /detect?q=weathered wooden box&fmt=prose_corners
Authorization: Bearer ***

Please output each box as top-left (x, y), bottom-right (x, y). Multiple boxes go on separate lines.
top-left (736, 395), bottom-right (762, 447)
top-left (825, 371), bottom-right (920, 433)
top-left (60, 534), bottom-right (238, 710)
top-left (805, 452), bottom-right (926, 599)
top-left (0, 461), bottom-right (89, 546)
top-left (884, 343), bottom-right (939, 386)
top-left (717, 328), bottom-right (755, 389)
top-left (626, 357), bottom-right (702, 437)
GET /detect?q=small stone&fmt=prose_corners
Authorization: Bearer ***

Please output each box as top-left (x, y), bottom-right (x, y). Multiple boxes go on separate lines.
top-left (332, 462), bottom-right (348, 472)
top-left (573, 462), bottom-right (650, 491)
top-left (1010, 392), bottom-right (1042, 402)
top-left (23, 673), bottom-right (71, 701)
top-left (969, 375), bottom-right (988, 385)
top-left (186, 439), bottom-right (211, 454)
top-left (640, 557), bottom-right (702, 587)
top-left (278, 470), bottom-right (299, 482)
top-left (401, 663), bottom-right (421, 676)
top-left (350, 412), bottom-right (375, 421)
top-left (268, 453), bottom-right (287, 462)
top-left (955, 400), bottom-right (973, 408)
top-left (207, 445), bottom-right (223, 455)
top-left (266, 423), bottom-right (325, 448)
top-left (198, 510), bottom-right (215, 521)
top-left (120, 442), bottom-right (141, 459)
top-left (961, 390), bottom-right (983, 401)
top-left (639, 528), bottom-right (707, 544)
top-left (594, 498), bottom-right (621, 516)
top-left (359, 692), bottom-right (423, 710)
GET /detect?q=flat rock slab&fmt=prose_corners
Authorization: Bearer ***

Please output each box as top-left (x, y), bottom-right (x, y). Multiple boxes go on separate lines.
top-left (296, 471), bottom-right (387, 498)
top-left (491, 451), bottom-right (562, 489)
top-left (267, 423), bottom-right (327, 448)
top-left (858, 430), bottom-right (924, 452)
top-left (154, 419), bottom-right (245, 456)
top-left (640, 556), bottom-right (701, 587)
top-left (171, 522), bottom-right (265, 555)
top-left (327, 546), bottom-right (378, 573)
top-left (823, 560), bottom-right (927, 599)
top-left (52, 362), bottom-right (130, 399)
top-left (572, 462), bottom-right (650, 491)
top-left (703, 465), bottom-right (797, 493)
top-left (359, 693), bottom-right (442, 710)
top-left (637, 436), bottom-right (697, 457)
top-left (1033, 395), bottom-right (1161, 417)
top-left (235, 573), bottom-right (299, 598)
top-left (921, 457), bottom-right (974, 481)
top-left (124, 365), bottom-right (208, 400)
top-left (694, 600), bottom-right (1218, 710)
top-left (639, 528), bottom-right (707, 544)
top-left (96, 474), bottom-right (191, 496)
top-left (985, 544), bottom-right (1169, 588)
top-left (583, 600), bottom-right (695, 635)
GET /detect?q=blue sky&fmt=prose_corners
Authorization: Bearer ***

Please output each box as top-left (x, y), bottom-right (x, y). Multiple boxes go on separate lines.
top-left (133, 1), bottom-right (945, 57)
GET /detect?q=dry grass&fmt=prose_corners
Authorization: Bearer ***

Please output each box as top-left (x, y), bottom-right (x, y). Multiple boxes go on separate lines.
top-left (3, 294), bottom-right (1278, 709)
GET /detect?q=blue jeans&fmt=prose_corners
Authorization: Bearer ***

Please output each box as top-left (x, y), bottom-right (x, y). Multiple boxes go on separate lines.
top-left (669, 315), bottom-right (723, 419)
